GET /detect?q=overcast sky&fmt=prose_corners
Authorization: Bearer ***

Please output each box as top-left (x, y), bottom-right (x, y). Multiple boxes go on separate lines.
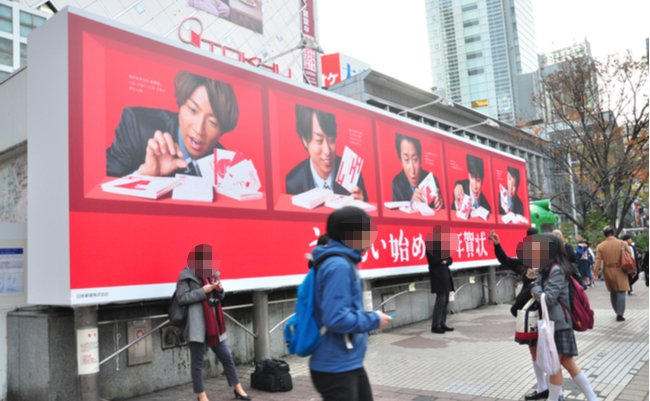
top-left (316, 0), bottom-right (649, 91)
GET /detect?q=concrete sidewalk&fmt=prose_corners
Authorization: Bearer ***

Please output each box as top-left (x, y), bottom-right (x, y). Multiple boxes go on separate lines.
top-left (124, 279), bottom-right (649, 401)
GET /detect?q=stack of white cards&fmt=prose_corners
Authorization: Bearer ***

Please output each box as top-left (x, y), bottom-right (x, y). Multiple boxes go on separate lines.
top-left (172, 175), bottom-right (213, 202)
top-left (470, 206), bottom-right (490, 221)
top-left (102, 175), bottom-right (185, 199)
top-left (170, 150), bottom-right (263, 202)
top-left (384, 201), bottom-right (411, 209)
top-left (291, 188), bottom-right (333, 209)
top-left (501, 212), bottom-right (529, 224)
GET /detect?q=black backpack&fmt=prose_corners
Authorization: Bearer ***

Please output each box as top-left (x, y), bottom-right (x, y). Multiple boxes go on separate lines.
top-left (250, 358), bottom-right (292, 392)
top-left (168, 289), bottom-right (188, 328)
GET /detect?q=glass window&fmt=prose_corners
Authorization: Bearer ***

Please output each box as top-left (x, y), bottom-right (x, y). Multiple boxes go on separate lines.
top-left (465, 35), bottom-right (481, 44)
top-left (0, 4), bottom-right (11, 33)
top-left (20, 11), bottom-right (45, 37)
top-left (0, 70), bottom-right (9, 81)
top-left (0, 37), bottom-right (12, 66)
top-left (462, 4), bottom-right (478, 12)
top-left (466, 51), bottom-right (482, 60)
top-left (468, 68), bottom-right (484, 76)
top-left (463, 19), bottom-right (479, 28)
top-left (20, 42), bottom-right (26, 67)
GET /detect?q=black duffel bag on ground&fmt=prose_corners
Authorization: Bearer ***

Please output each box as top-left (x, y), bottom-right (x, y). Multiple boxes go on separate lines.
top-left (250, 358), bottom-right (293, 392)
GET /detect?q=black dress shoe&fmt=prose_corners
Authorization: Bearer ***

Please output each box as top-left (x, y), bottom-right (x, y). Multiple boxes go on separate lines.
top-left (431, 327), bottom-right (445, 334)
top-left (233, 390), bottom-right (252, 400)
top-left (616, 315), bottom-right (626, 321)
top-left (442, 325), bottom-right (454, 331)
top-left (524, 389), bottom-right (549, 400)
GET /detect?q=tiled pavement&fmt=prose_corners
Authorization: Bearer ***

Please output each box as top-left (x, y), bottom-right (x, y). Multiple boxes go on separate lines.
top-left (124, 278), bottom-right (648, 401)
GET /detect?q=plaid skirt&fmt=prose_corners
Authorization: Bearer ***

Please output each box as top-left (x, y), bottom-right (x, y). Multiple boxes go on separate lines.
top-left (554, 329), bottom-right (578, 356)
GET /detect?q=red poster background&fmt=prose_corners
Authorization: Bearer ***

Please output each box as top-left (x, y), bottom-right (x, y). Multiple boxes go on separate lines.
top-left (492, 157), bottom-right (531, 225)
top-left (65, 15), bottom-right (529, 294)
top-left (445, 142), bottom-right (497, 224)
top-left (375, 121), bottom-right (449, 222)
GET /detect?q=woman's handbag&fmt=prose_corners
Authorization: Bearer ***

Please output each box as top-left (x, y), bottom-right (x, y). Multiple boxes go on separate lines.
top-left (168, 290), bottom-right (188, 328)
top-left (536, 293), bottom-right (561, 375)
top-left (515, 297), bottom-right (539, 342)
top-left (619, 242), bottom-right (637, 275)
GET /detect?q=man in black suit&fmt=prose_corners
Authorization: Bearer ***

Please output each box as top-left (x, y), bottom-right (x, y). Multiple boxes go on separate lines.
top-left (106, 71), bottom-right (239, 177)
top-left (285, 105), bottom-right (367, 200)
top-left (451, 154), bottom-right (491, 213)
top-left (391, 133), bottom-right (444, 210)
top-left (499, 167), bottom-right (524, 215)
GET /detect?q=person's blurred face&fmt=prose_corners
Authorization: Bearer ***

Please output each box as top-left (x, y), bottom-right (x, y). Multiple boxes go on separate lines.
top-left (179, 85), bottom-right (222, 159)
top-left (399, 139), bottom-right (421, 187)
top-left (342, 228), bottom-right (378, 251)
top-left (469, 173), bottom-right (483, 200)
top-left (507, 172), bottom-right (517, 198)
top-left (302, 114), bottom-right (336, 180)
top-left (523, 240), bottom-right (548, 269)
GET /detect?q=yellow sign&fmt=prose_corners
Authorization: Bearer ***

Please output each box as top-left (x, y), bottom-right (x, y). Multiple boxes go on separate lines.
top-left (471, 99), bottom-right (489, 107)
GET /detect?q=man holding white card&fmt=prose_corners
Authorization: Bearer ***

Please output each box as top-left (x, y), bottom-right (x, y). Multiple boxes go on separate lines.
top-left (286, 105), bottom-right (367, 201)
top-left (451, 154), bottom-right (492, 216)
top-left (498, 167), bottom-right (524, 216)
top-left (106, 71), bottom-right (240, 178)
top-left (391, 134), bottom-right (444, 211)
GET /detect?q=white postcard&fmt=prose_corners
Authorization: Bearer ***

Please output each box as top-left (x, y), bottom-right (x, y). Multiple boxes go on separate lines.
top-left (417, 173), bottom-right (439, 205)
top-left (335, 146), bottom-right (364, 192)
top-left (384, 201), bottom-right (411, 209)
top-left (456, 195), bottom-right (472, 220)
top-left (499, 183), bottom-right (510, 213)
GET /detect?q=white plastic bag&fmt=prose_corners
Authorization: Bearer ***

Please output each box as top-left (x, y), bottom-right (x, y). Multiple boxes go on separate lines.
top-left (536, 293), bottom-right (561, 375)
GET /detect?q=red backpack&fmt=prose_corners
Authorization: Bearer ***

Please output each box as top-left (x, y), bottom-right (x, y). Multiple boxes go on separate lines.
top-left (562, 275), bottom-right (595, 331)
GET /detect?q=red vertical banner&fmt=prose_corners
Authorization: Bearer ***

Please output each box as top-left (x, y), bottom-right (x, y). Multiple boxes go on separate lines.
top-left (492, 158), bottom-right (530, 225)
top-left (301, 0), bottom-right (318, 86)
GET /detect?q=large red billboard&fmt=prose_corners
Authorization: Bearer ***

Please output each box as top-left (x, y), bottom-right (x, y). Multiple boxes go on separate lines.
top-left (28, 10), bottom-right (530, 305)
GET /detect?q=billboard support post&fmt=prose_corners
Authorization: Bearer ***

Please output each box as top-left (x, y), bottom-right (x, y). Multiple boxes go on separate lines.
top-left (74, 305), bottom-right (100, 401)
top-left (252, 291), bottom-right (270, 360)
top-left (487, 266), bottom-right (497, 305)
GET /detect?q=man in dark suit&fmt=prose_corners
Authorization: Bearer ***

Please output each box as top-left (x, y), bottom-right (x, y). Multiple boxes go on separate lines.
top-left (499, 166), bottom-right (524, 215)
top-left (106, 71), bottom-right (239, 177)
top-left (391, 133), bottom-right (444, 210)
top-left (452, 154), bottom-right (491, 213)
top-left (285, 105), bottom-right (367, 200)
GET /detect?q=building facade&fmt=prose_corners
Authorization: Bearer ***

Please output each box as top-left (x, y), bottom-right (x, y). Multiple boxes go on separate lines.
top-left (425, 0), bottom-right (539, 125)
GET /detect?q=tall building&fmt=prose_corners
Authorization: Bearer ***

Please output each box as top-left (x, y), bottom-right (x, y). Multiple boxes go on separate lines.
top-left (425, 0), bottom-right (539, 125)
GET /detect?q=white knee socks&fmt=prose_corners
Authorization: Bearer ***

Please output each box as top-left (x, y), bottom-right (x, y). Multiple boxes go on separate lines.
top-left (532, 361), bottom-right (548, 392)
top-left (573, 371), bottom-right (598, 401)
top-left (547, 383), bottom-right (562, 401)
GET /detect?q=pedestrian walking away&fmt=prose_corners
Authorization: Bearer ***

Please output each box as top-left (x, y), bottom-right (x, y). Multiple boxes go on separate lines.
top-left (594, 226), bottom-right (634, 321)
top-left (308, 206), bottom-right (393, 401)
top-left (621, 234), bottom-right (641, 295)
top-left (175, 243), bottom-right (252, 401)
top-left (528, 234), bottom-right (599, 401)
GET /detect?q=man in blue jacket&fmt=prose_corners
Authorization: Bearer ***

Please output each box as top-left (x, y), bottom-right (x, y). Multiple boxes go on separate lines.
top-left (309, 206), bottom-right (392, 401)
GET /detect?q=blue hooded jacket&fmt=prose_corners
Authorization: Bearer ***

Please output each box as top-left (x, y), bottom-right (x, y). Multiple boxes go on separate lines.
top-left (309, 240), bottom-right (380, 373)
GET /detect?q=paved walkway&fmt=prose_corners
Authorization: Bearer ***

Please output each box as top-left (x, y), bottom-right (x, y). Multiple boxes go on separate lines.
top-left (124, 278), bottom-right (649, 401)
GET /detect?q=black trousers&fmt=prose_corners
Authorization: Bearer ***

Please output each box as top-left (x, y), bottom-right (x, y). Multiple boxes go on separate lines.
top-left (310, 367), bottom-right (374, 401)
top-left (431, 291), bottom-right (449, 329)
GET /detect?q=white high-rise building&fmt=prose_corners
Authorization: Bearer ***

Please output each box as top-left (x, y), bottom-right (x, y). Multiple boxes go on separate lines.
top-left (425, 0), bottom-right (538, 125)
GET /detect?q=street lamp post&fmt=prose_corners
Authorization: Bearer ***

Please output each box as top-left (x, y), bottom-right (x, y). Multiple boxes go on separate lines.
top-left (398, 96), bottom-right (454, 116)
top-left (451, 118), bottom-right (500, 133)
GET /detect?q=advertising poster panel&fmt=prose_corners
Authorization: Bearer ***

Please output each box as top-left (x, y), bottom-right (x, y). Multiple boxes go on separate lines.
top-left (28, 10), bottom-right (530, 305)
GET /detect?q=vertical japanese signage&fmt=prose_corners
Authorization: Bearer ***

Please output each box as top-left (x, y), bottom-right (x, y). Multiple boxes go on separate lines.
top-left (301, 0), bottom-right (318, 86)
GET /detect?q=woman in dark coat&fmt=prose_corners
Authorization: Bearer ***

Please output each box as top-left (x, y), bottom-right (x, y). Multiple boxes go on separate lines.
top-left (176, 244), bottom-right (251, 401)
top-left (426, 226), bottom-right (455, 334)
